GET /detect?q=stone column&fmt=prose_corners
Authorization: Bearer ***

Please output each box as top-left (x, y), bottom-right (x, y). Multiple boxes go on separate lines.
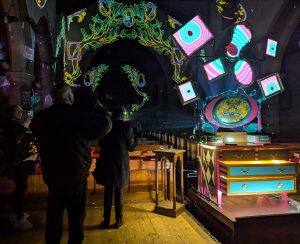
top-left (0, 0), bottom-right (35, 107)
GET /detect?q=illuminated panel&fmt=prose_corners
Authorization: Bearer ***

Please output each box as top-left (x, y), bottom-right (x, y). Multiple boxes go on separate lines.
top-left (205, 95), bottom-right (258, 128)
top-left (203, 58), bottom-right (226, 82)
top-left (173, 15), bottom-right (213, 57)
top-left (266, 38), bottom-right (278, 57)
top-left (176, 81), bottom-right (199, 105)
top-left (234, 60), bottom-right (253, 86)
top-left (226, 24), bottom-right (252, 58)
top-left (257, 73), bottom-right (284, 98)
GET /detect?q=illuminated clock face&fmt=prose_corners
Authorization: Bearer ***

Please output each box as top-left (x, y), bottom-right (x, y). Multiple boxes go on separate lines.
top-left (213, 97), bottom-right (250, 126)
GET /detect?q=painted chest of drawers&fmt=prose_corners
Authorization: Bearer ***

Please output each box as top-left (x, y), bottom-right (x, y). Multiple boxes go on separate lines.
top-left (199, 144), bottom-right (298, 202)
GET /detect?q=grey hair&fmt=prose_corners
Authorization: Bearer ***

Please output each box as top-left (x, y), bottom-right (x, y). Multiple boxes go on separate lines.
top-left (51, 82), bottom-right (72, 103)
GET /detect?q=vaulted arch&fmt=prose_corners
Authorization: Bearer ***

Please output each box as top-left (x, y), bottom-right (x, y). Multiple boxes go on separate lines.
top-left (56, 0), bottom-right (186, 89)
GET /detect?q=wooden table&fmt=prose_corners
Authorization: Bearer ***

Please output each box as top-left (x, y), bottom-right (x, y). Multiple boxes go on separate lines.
top-left (153, 149), bottom-right (185, 217)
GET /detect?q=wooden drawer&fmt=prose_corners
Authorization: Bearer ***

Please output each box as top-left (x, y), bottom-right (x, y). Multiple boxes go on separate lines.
top-left (220, 177), bottom-right (297, 196)
top-left (257, 149), bottom-right (289, 160)
top-left (220, 150), bottom-right (255, 161)
top-left (220, 164), bottom-right (297, 177)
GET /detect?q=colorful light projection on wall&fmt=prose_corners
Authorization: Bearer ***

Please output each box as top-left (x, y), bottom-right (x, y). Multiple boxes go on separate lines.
top-left (167, 15), bottom-right (182, 29)
top-left (36, 0), bottom-right (47, 9)
top-left (226, 24), bottom-right (252, 59)
top-left (57, 0), bottom-right (186, 87)
top-left (171, 47), bottom-right (184, 65)
top-left (84, 64), bottom-right (110, 91)
top-left (55, 16), bottom-right (66, 71)
top-left (216, 0), bottom-right (247, 23)
top-left (266, 38), bottom-right (278, 58)
top-left (23, 46), bottom-right (34, 61)
top-left (234, 60), bottom-right (253, 86)
top-left (123, 7), bottom-right (135, 27)
top-left (203, 58), bottom-right (226, 82)
top-left (173, 15), bottom-right (213, 57)
top-left (257, 73), bottom-right (284, 99)
top-left (0, 76), bottom-right (9, 88)
top-left (176, 80), bottom-right (199, 105)
top-left (121, 64), bottom-right (149, 112)
top-left (67, 9), bottom-right (87, 31)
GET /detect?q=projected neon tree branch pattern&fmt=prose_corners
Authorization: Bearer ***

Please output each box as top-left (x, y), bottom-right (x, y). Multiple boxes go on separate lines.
top-left (121, 64), bottom-right (149, 112)
top-left (56, 16), bottom-right (67, 71)
top-left (67, 9), bottom-right (87, 31)
top-left (57, 0), bottom-right (186, 87)
top-left (84, 64), bottom-right (110, 91)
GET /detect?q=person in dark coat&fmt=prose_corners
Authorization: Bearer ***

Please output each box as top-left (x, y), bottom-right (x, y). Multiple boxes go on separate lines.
top-left (31, 82), bottom-right (112, 244)
top-left (93, 106), bottom-right (139, 229)
top-left (2, 105), bottom-right (35, 230)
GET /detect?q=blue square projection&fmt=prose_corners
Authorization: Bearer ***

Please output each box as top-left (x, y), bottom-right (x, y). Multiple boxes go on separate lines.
top-left (177, 81), bottom-right (199, 105)
top-left (266, 39), bottom-right (278, 58)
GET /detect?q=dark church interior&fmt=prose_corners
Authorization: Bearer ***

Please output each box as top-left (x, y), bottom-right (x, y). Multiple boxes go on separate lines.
top-left (1, 0), bottom-right (300, 243)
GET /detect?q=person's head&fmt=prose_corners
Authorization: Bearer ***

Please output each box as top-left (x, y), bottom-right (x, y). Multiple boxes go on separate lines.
top-left (112, 106), bottom-right (127, 121)
top-left (9, 105), bottom-right (23, 120)
top-left (51, 82), bottom-right (74, 105)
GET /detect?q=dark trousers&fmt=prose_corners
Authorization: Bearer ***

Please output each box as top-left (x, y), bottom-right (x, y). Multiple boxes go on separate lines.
top-left (11, 161), bottom-right (35, 219)
top-left (45, 179), bottom-right (87, 244)
top-left (103, 186), bottom-right (123, 222)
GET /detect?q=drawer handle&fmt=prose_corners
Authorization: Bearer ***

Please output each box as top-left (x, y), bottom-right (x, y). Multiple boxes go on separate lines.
top-left (270, 153), bottom-right (279, 158)
top-left (235, 154), bottom-right (244, 159)
top-left (278, 182), bottom-right (283, 189)
top-left (277, 168), bottom-right (287, 174)
top-left (240, 169), bottom-right (250, 175)
top-left (242, 184), bottom-right (248, 190)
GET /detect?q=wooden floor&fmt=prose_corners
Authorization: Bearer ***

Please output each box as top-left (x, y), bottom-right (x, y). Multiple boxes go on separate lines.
top-left (0, 189), bottom-right (219, 244)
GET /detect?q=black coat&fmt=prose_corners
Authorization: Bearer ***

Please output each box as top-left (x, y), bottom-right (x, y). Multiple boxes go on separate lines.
top-left (31, 103), bottom-right (112, 183)
top-left (93, 120), bottom-right (137, 188)
top-left (1, 119), bottom-right (27, 170)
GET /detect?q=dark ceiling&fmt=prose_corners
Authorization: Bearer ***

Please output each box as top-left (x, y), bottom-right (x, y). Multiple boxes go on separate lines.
top-left (57, 0), bottom-right (212, 23)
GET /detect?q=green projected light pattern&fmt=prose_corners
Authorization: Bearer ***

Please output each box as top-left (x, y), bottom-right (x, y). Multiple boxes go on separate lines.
top-left (56, 16), bottom-right (67, 72)
top-left (57, 0), bottom-right (186, 87)
top-left (121, 64), bottom-right (149, 112)
top-left (85, 64), bottom-right (110, 91)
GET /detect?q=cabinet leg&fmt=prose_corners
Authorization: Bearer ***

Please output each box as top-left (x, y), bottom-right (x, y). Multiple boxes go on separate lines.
top-left (281, 193), bottom-right (288, 201)
top-left (217, 190), bottom-right (222, 205)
